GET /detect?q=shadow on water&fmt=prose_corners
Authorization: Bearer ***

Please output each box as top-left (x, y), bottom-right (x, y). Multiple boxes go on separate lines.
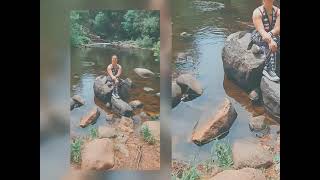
top-left (172, 0), bottom-right (280, 162)
top-left (70, 47), bottom-right (160, 137)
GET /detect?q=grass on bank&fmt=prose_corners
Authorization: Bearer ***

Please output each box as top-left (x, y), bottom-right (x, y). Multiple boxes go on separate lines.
top-left (140, 124), bottom-right (155, 144)
top-left (71, 137), bottom-right (84, 164)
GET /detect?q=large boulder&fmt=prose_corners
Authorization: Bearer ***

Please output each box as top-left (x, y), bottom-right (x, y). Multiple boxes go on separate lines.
top-left (142, 121), bottom-right (160, 141)
top-left (176, 74), bottom-right (203, 97)
top-left (118, 78), bottom-right (132, 102)
top-left (111, 97), bottom-right (133, 117)
top-left (134, 68), bottom-right (155, 78)
top-left (93, 75), bottom-right (132, 103)
top-left (192, 98), bottom-right (237, 145)
top-left (79, 107), bottom-right (100, 128)
top-left (93, 76), bottom-right (113, 103)
top-left (222, 31), bottom-right (265, 91)
top-left (232, 139), bottom-right (273, 169)
top-left (260, 76), bottom-right (280, 120)
top-left (210, 168), bottom-right (266, 180)
top-left (81, 138), bottom-right (114, 170)
top-left (172, 81), bottom-right (182, 108)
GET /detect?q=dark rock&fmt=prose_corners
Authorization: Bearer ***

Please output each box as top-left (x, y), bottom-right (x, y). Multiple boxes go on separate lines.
top-left (172, 81), bottom-right (182, 108)
top-left (111, 97), bottom-right (133, 117)
top-left (260, 76), bottom-right (280, 120)
top-left (222, 31), bottom-right (265, 91)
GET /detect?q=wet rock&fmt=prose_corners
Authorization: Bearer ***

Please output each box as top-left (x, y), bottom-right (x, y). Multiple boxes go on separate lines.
top-left (143, 87), bottom-right (154, 92)
top-left (93, 75), bottom-right (113, 103)
top-left (172, 81), bottom-right (182, 108)
top-left (248, 88), bottom-right (260, 103)
top-left (260, 76), bottom-right (280, 120)
top-left (132, 115), bottom-right (142, 125)
top-left (222, 31), bottom-right (265, 91)
top-left (79, 107), bottom-right (100, 128)
top-left (72, 95), bottom-right (85, 106)
top-left (70, 98), bottom-right (76, 110)
top-left (142, 121), bottom-right (160, 141)
top-left (129, 100), bottom-right (144, 109)
top-left (249, 116), bottom-right (268, 131)
top-left (98, 126), bottom-right (117, 138)
top-left (81, 138), bottom-right (114, 170)
top-left (180, 32), bottom-right (192, 37)
top-left (119, 78), bottom-right (132, 101)
top-left (210, 168), bottom-right (266, 180)
top-left (176, 74), bottom-right (203, 99)
top-left (232, 139), bottom-right (273, 169)
top-left (111, 97), bottom-right (133, 117)
top-left (134, 68), bottom-right (155, 78)
top-left (117, 116), bottom-right (134, 133)
top-left (192, 98), bottom-right (237, 145)
top-left (114, 143), bottom-right (129, 157)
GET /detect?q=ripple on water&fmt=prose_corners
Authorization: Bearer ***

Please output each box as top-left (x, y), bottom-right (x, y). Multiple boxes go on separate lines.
top-left (192, 1), bottom-right (225, 12)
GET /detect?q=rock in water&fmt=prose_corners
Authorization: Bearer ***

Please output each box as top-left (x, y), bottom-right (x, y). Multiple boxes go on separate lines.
top-left (111, 97), bottom-right (133, 117)
top-left (134, 68), bottom-right (155, 78)
top-left (98, 126), bottom-right (117, 138)
top-left (81, 138), bottom-right (114, 170)
top-left (172, 81), bottom-right (182, 108)
top-left (70, 98), bottom-right (76, 110)
top-left (129, 100), bottom-right (144, 109)
top-left (142, 121), bottom-right (160, 141)
top-left (143, 87), bottom-right (154, 92)
top-left (248, 88), bottom-right (260, 103)
top-left (260, 76), bottom-right (280, 120)
top-left (156, 92), bottom-right (160, 97)
top-left (93, 75), bottom-right (113, 103)
top-left (249, 115), bottom-right (267, 131)
top-left (119, 78), bottom-right (132, 102)
top-left (72, 95), bottom-right (85, 106)
top-left (210, 168), bottom-right (266, 180)
top-left (176, 74), bottom-right (203, 99)
top-left (80, 107), bottom-right (100, 128)
top-left (222, 31), bottom-right (265, 91)
top-left (232, 139), bottom-right (273, 169)
top-left (192, 98), bottom-right (237, 145)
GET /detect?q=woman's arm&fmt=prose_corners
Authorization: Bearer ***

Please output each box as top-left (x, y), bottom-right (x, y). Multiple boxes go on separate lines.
top-left (271, 9), bottom-right (280, 36)
top-left (115, 65), bottom-right (122, 78)
top-left (252, 8), bottom-right (272, 44)
top-left (107, 65), bottom-right (116, 79)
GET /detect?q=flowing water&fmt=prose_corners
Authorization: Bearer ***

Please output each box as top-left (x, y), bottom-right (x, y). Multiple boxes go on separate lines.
top-left (172, 0), bottom-right (280, 162)
top-left (70, 46), bottom-right (160, 138)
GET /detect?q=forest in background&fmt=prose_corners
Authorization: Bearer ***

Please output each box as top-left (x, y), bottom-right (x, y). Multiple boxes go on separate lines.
top-left (70, 10), bottom-right (160, 58)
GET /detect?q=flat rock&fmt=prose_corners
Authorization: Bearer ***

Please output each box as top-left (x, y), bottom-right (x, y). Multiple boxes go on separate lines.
top-left (79, 107), bottom-right (100, 128)
top-left (98, 126), bottom-right (117, 138)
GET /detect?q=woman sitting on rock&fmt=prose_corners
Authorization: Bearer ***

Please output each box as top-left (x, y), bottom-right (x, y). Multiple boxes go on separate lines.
top-left (251, 0), bottom-right (280, 82)
top-left (106, 55), bottom-right (122, 99)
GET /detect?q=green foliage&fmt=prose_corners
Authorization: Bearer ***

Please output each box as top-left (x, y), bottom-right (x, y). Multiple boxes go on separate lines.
top-left (71, 137), bottom-right (83, 164)
top-left (180, 165), bottom-right (201, 180)
top-left (70, 10), bottom-right (159, 48)
top-left (89, 125), bottom-right (98, 139)
top-left (140, 124), bottom-right (155, 144)
top-left (70, 11), bottom-right (91, 47)
top-left (152, 41), bottom-right (160, 60)
top-left (213, 139), bottom-right (233, 168)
